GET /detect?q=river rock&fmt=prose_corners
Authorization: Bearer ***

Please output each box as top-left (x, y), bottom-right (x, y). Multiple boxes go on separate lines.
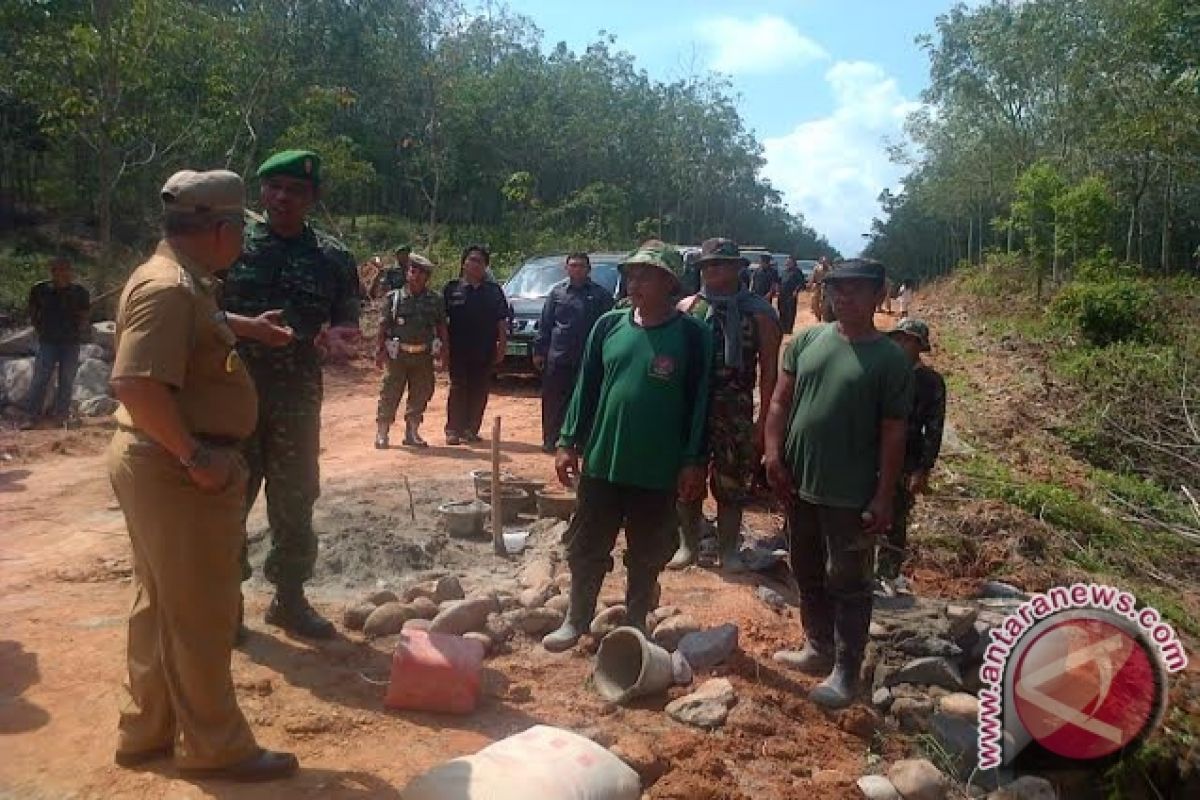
top-left (590, 605), bottom-right (626, 637)
top-left (463, 631), bottom-right (493, 655)
top-left (342, 602), bottom-right (377, 631)
top-left (434, 575), bottom-right (465, 602)
top-left (886, 657), bottom-right (963, 691)
top-left (519, 581), bottom-right (556, 609)
top-left (70, 358), bottom-right (111, 404)
top-left (887, 759), bottom-right (949, 800)
top-left (0, 358), bottom-right (34, 406)
top-left (665, 678), bottom-right (736, 729)
top-left (986, 776), bottom-right (1057, 800)
top-left (368, 590), bottom-right (400, 605)
top-left (0, 327), bottom-right (37, 356)
top-left (91, 321), bottom-right (116, 351)
top-left (506, 607), bottom-right (564, 636)
top-left (946, 604), bottom-right (978, 640)
top-left (647, 605), bottom-right (680, 631)
top-left (402, 618), bottom-right (431, 633)
top-left (896, 635), bottom-right (963, 659)
top-left (677, 623), bottom-right (739, 671)
top-left (429, 597), bottom-right (494, 635)
top-left (483, 613), bottom-right (515, 644)
top-left (938, 692), bottom-right (979, 721)
top-left (554, 571), bottom-right (572, 591)
top-left (978, 580), bottom-right (1026, 600)
top-left (79, 343), bottom-right (107, 361)
top-left (892, 696), bottom-right (935, 732)
top-left (79, 395), bottom-right (118, 417)
top-left (363, 602), bottom-right (416, 637)
top-left (651, 614), bottom-right (701, 652)
top-left (545, 593), bottom-right (570, 614)
top-left (872, 686), bottom-right (894, 711)
top-left (672, 651), bottom-right (693, 685)
top-left (857, 774), bottom-right (902, 800)
top-left (403, 581), bottom-right (439, 602)
top-left (518, 557), bottom-right (555, 588)
top-left (755, 585), bottom-right (787, 610)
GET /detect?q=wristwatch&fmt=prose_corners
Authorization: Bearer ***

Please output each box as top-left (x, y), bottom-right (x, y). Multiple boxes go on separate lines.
top-left (212, 310), bottom-right (230, 327)
top-left (180, 444), bottom-right (214, 470)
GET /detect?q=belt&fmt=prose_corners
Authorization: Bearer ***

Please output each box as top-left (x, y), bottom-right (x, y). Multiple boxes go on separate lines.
top-left (395, 342), bottom-right (430, 354)
top-left (118, 425), bottom-right (241, 448)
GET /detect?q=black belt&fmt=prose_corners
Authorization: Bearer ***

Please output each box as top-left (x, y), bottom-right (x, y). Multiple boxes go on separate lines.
top-left (119, 425), bottom-right (241, 448)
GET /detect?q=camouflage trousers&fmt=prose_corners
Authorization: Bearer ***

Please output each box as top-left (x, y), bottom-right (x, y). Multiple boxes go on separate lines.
top-left (239, 367), bottom-right (323, 589)
top-left (376, 351), bottom-right (435, 425)
top-left (707, 387), bottom-right (758, 507)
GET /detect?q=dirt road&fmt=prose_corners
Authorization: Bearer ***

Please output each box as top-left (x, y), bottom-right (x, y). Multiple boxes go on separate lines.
top-left (0, 303), bottom-right (899, 799)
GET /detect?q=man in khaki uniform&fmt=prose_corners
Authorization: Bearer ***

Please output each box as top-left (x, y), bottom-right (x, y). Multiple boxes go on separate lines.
top-left (108, 170), bottom-right (297, 781)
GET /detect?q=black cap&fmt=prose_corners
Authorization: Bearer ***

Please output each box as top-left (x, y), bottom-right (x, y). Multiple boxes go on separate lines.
top-left (824, 259), bottom-right (886, 285)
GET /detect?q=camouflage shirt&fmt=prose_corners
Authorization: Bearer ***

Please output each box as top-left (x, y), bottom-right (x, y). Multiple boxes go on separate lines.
top-left (378, 267), bottom-right (406, 294)
top-left (905, 363), bottom-right (947, 474)
top-left (380, 286), bottom-right (445, 346)
top-left (686, 295), bottom-right (760, 395)
top-left (222, 216), bottom-right (360, 345)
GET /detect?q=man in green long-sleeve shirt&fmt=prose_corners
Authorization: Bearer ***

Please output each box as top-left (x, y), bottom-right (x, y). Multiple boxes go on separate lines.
top-left (543, 240), bottom-right (713, 652)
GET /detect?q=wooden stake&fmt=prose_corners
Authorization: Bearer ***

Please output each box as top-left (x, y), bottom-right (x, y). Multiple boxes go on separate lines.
top-left (491, 416), bottom-right (504, 555)
top-left (403, 475), bottom-right (416, 522)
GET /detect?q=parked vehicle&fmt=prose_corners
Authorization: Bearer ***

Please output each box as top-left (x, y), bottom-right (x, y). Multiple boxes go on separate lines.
top-left (502, 253), bottom-right (622, 374)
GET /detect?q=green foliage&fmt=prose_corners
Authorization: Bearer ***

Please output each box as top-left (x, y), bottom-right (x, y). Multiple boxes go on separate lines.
top-left (1049, 277), bottom-right (1161, 346)
top-left (1054, 176), bottom-right (1114, 261)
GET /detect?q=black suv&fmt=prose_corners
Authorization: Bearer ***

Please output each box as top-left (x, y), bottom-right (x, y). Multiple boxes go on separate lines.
top-left (502, 253), bottom-right (622, 374)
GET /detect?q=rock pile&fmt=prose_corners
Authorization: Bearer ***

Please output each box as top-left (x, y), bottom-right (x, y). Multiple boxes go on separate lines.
top-left (0, 323), bottom-right (119, 417)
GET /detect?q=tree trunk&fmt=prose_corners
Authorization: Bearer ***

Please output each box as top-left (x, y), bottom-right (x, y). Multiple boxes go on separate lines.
top-left (94, 0), bottom-right (119, 285)
top-left (1160, 160), bottom-right (1172, 273)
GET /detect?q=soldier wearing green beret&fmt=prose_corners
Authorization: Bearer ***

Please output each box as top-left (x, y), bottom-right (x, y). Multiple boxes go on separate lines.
top-left (222, 149), bottom-right (363, 640)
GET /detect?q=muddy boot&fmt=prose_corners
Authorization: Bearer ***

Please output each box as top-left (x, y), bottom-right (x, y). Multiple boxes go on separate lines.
top-left (265, 585), bottom-right (335, 639)
top-left (374, 422), bottom-right (389, 450)
top-left (716, 505), bottom-right (746, 573)
top-left (772, 592), bottom-right (835, 674)
top-left (624, 568), bottom-right (660, 634)
top-left (667, 501), bottom-right (701, 570)
top-left (402, 420), bottom-right (429, 448)
top-left (543, 565), bottom-right (605, 652)
top-left (809, 597), bottom-right (872, 709)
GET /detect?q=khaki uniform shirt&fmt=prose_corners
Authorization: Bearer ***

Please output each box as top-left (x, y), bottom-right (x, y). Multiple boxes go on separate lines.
top-left (112, 241), bottom-right (257, 439)
top-left (380, 286), bottom-right (445, 347)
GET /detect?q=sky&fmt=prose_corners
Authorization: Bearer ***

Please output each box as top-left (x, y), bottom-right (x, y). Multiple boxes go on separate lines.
top-left (497, 0), bottom-right (970, 256)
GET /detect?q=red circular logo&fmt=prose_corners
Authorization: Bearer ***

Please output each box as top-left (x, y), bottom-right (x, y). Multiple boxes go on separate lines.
top-left (1012, 615), bottom-right (1160, 761)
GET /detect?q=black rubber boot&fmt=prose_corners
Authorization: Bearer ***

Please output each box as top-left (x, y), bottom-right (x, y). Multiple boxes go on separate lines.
top-left (624, 568), bottom-right (660, 634)
top-left (810, 597), bottom-right (872, 709)
top-left (773, 592), bottom-right (835, 674)
top-left (403, 420), bottom-right (429, 448)
top-left (374, 422), bottom-right (389, 449)
top-left (543, 564), bottom-right (605, 652)
top-left (265, 585), bottom-right (335, 639)
top-left (716, 504), bottom-right (746, 573)
top-left (667, 501), bottom-right (701, 570)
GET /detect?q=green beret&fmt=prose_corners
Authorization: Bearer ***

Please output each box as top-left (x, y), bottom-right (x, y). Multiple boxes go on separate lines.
top-left (256, 149), bottom-right (321, 185)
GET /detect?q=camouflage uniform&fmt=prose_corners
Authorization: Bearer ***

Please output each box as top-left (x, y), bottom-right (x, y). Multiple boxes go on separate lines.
top-left (376, 286), bottom-right (444, 426)
top-left (222, 214), bottom-right (360, 588)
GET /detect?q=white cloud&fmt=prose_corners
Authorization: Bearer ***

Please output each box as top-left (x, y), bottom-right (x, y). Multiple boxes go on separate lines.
top-left (763, 61), bottom-right (921, 256)
top-left (694, 15), bottom-right (827, 76)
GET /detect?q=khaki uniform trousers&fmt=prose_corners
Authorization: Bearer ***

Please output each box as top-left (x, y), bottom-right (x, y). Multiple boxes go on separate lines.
top-left (376, 350), bottom-right (436, 425)
top-left (107, 428), bottom-right (258, 768)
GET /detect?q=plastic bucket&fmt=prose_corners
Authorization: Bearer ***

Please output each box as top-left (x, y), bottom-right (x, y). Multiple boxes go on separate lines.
top-left (593, 626), bottom-right (675, 705)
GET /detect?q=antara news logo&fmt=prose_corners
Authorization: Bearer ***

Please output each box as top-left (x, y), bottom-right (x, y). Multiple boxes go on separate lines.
top-left (977, 583), bottom-right (1187, 770)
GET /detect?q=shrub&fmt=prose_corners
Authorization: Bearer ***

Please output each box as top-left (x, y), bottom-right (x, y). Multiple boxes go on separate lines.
top-left (1049, 278), bottom-right (1161, 346)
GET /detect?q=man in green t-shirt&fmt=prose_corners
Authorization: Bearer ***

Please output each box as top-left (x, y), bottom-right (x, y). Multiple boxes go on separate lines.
top-left (542, 240), bottom-right (713, 652)
top-left (764, 259), bottom-right (913, 709)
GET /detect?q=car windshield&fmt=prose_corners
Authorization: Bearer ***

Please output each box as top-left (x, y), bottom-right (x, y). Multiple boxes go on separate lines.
top-left (504, 257), bottom-right (620, 298)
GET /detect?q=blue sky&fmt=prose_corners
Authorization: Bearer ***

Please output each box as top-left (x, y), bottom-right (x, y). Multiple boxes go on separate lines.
top-left (499, 0), bottom-right (969, 255)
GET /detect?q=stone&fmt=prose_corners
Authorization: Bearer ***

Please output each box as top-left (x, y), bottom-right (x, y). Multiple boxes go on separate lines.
top-left (367, 590), bottom-right (400, 605)
top-left (518, 557), bottom-right (555, 588)
top-left (544, 593), bottom-right (570, 614)
top-left (857, 774), bottom-right (902, 800)
top-left (665, 678), bottom-right (736, 729)
top-left (755, 585), bottom-right (787, 610)
top-left (725, 700), bottom-right (778, 736)
top-left (671, 651), bottom-right (693, 686)
top-left (837, 706), bottom-right (882, 740)
top-left (70, 358), bottom-right (111, 404)
top-left (342, 602), bottom-right (376, 631)
top-left (463, 631), bottom-right (493, 654)
top-left (518, 581), bottom-right (556, 610)
top-left (589, 605), bottom-right (626, 637)
top-left (527, 517), bottom-right (559, 538)
top-left (887, 759), bottom-right (950, 800)
top-left (938, 692), bottom-right (979, 721)
top-left (79, 343), bottom-right (107, 361)
top-left (891, 697), bottom-right (935, 733)
top-left (886, 657), bottom-right (963, 691)
top-left (650, 614), bottom-right (701, 652)
top-left (609, 734), bottom-right (669, 786)
top-left (0, 358), bottom-right (34, 406)
top-left (946, 604), bottom-right (978, 640)
top-left (870, 621), bottom-right (891, 638)
top-left (406, 596), bottom-right (439, 620)
top-left (896, 635), bottom-right (963, 659)
top-left (429, 597), bottom-right (494, 635)
top-left (931, 711), bottom-right (978, 766)
top-left (434, 575), bottom-right (465, 603)
top-left (363, 602), bottom-right (416, 637)
top-left (78, 395), bottom-right (118, 417)
top-left (495, 591), bottom-right (520, 612)
top-left (483, 613), bottom-right (515, 644)
top-left (547, 520), bottom-right (570, 543)
top-left (978, 580), bottom-right (1026, 600)
top-left (986, 776), bottom-right (1057, 800)
top-left (91, 321), bottom-right (117, 351)
top-left (402, 618), bottom-right (432, 632)
top-left (553, 571), bottom-right (572, 591)
top-left (506, 607), bottom-right (565, 636)
top-left (676, 623), bottom-right (739, 671)
top-left (0, 327), bottom-right (37, 357)
top-left (647, 605), bottom-right (681, 632)
top-left (403, 581), bottom-right (439, 602)
top-left (872, 686), bottom-right (894, 711)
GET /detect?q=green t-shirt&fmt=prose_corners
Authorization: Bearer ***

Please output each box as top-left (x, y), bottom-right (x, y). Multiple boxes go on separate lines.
top-left (558, 309), bottom-right (713, 492)
top-left (782, 324), bottom-right (914, 508)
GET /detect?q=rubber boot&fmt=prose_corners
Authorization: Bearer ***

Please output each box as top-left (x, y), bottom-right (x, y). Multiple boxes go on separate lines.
top-left (716, 504), bottom-right (746, 573)
top-left (265, 584), bottom-right (335, 639)
top-left (624, 568), bottom-right (660, 634)
top-left (773, 592), bottom-right (835, 674)
top-left (667, 501), bottom-right (701, 570)
top-left (543, 564), bottom-right (605, 652)
top-left (374, 422), bottom-right (389, 449)
top-left (809, 597), bottom-right (872, 709)
top-left (403, 420), bottom-right (429, 448)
